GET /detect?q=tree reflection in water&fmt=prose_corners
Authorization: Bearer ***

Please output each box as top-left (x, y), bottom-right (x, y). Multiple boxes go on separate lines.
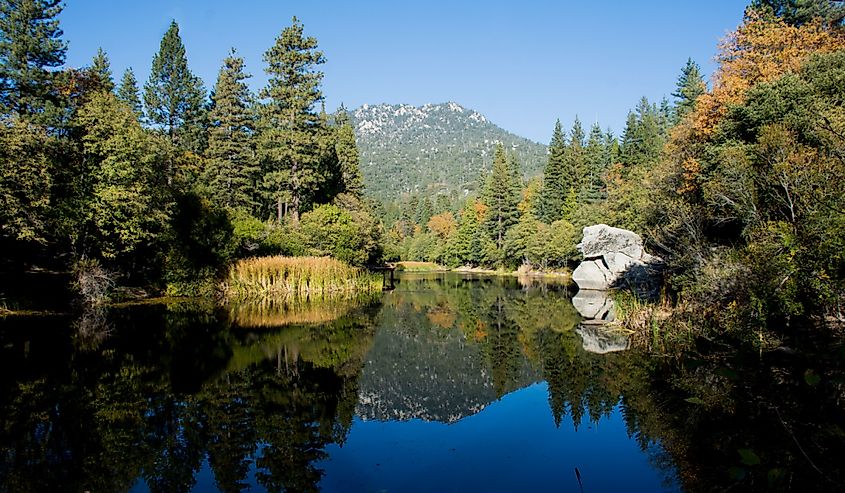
top-left (1, 273), bottom-right (844, 492)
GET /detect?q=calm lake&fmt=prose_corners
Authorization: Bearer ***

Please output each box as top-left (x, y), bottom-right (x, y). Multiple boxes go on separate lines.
top-left (1, 272), bottom-right (844, 492)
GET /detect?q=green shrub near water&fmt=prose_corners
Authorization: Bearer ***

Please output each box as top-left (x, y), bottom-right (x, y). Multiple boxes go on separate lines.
top-left (222, 256), bottom-right (383, 298)
top-left (164, 193), bottom-right (236, 297)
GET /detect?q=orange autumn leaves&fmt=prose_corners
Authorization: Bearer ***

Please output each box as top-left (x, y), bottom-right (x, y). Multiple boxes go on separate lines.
top-left (671, 11), bottom-right (845, 196)
top-left (695, 11), bottom-right (845, 134)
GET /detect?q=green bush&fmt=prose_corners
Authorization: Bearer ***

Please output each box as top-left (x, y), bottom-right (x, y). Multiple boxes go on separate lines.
top-left (261, 222), bottom-right (306, 257)
top-left (163, 193), bottom-right (235, 297)
top-left (300, 204), bottom-right (379, 266)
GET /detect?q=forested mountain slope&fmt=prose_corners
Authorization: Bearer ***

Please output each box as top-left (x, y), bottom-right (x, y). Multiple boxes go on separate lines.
top-left (349, 102), bottom-right (547, 200)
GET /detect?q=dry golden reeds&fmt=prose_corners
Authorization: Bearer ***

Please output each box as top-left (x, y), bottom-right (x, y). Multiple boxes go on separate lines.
top-left (222, 256), bottom-right (382, 299)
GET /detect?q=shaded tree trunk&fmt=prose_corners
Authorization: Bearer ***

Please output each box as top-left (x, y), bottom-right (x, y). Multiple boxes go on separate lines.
top-left (290, 160), bottom-right (300, 224)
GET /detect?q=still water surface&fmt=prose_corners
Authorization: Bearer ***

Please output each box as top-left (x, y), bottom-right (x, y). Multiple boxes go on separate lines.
top-left (3, 272), bottom-right (843, 492)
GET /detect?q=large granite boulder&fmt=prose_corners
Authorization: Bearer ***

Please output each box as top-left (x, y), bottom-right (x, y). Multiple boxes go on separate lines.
top-left (571, 224), bottom-right (661, 295)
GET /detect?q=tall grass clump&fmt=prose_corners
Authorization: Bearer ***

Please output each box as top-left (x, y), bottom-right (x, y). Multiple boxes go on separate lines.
top-left (612, 290), bottom-right (682, 352)
top-left (222, 256), bottom-right (382, 299)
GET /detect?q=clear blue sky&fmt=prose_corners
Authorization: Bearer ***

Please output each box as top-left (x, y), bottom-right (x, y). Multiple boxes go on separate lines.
top-left (60, 0), bottom-right (750, 143)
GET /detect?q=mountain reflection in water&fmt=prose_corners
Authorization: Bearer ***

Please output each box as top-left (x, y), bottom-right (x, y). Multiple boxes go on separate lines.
top-left (3, 272), bottom-right (844, 492)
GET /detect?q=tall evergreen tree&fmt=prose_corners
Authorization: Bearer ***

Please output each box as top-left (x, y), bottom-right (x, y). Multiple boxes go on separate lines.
top-left (603, 128), bottom-right (620, 167)
top-left (117, 67), bottom-right (142, 118)
top-left (90, 47), bottom-right (114, 93)
top-left (582, 123), bottom-right (606, 202)
top-left (620, 110), bottom-right (639, 161)
top-left (203, 50), bottom-right (257, 211)
top-left (569, 116), bottom-right (586, 148)
top-left (507, 152), bottom-right (523, 200)
top-left (483, 144), bottom-right (520, 249)
top-left (449, 200), bottom-right (484, 266)
top-left (333, 105), bottom-right (364, 197)
top-left (258, 17), bottom-right (326, 223)
top-left (621, 97), bottom-right (663, 168)
top-left (672, 58), bottom-right (706, 119)
top-left (0, 0), bottom-right (67, 119)
top-left (416, 196), bottom-right (433, 226)
top-left (538, 120), bottom-right (567, 223)
top-left (564, 116), bottom-right (587, 198)
top-left (402, 194), bottom-right (420, 237)
top-left (144, 20), bottom-right (207, 153)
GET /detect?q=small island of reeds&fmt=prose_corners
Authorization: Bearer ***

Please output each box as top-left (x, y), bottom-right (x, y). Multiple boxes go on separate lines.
top-left (222, 256), bottom-right (383, 299)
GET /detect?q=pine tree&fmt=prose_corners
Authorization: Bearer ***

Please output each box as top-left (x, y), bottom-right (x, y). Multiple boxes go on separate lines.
top-left (482, 144), bottom-right (520, 249)
top-left (203, 50), bottom-right (258, 212)
top-left (569, 116), bottom-right (586, 148)
top-left (258, 17), bottom-right (326, 223)
top-left (673, 58), bottom-right (706, 119)
top-left (117, 67), bottom-right (142, 118)
top-left (333, 105), bottom-right (364, 197)
top-left (562, 187), bottom-right (577, 220)
top-left (507, 152), bottom-right (523, 202)
top-left (0, 0), bottom-right (67, 119)
top-left (538, 120), bottom-right (567, 223)
top-left (582, 123), bottom-right (605, 202)
top-left (564, 116), bottom-right (587, 199)
top-left (603, 129), bottom-right (620, 167)
top-left (416, 196), bottom-right (433, 226)
top-left (144, 20), bottom-right (207, 153)
top-left (621, 97), bottom-right (664, 168)
top-left (449, 201), bottom-right (483, 266)
top-left (658, 96), bottom-right (675, 131)
top-left (90, 47), bottom-right (114, 93)
top-left (620, 111), bottom-right (639, 162)
top-left (402, 194), bottom-right (419, 236)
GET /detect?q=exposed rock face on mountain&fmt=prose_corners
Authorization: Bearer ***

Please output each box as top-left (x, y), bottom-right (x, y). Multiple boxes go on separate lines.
top-left (571, 224), bottom-right (662, 296)
top-left (349, 102), bottom-right (547, 200)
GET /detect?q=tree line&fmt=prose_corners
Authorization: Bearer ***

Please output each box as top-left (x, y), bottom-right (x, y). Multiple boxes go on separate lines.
top-left (0, 1), bottom-right (381, 297)
top-left (384, 93), bottom-right (676, 269)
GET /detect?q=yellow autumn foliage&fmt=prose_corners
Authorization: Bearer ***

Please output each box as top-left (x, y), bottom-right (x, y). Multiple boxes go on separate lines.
top-left (693, 11), bottom-right (845, 135)
top-left (666, 11), bottom-right (845, 198)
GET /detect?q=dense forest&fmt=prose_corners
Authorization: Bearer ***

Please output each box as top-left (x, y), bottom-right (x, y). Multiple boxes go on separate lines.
top-left (384, 0), bottom-right (845, 347)
top-left (2, 0), bottom-right (844, 348)
top-left (1, 5), bottom-right (381, 299)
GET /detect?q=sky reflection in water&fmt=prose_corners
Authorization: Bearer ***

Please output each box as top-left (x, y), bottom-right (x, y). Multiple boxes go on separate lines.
top-left (319, 384), bottom-right (675, 493)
